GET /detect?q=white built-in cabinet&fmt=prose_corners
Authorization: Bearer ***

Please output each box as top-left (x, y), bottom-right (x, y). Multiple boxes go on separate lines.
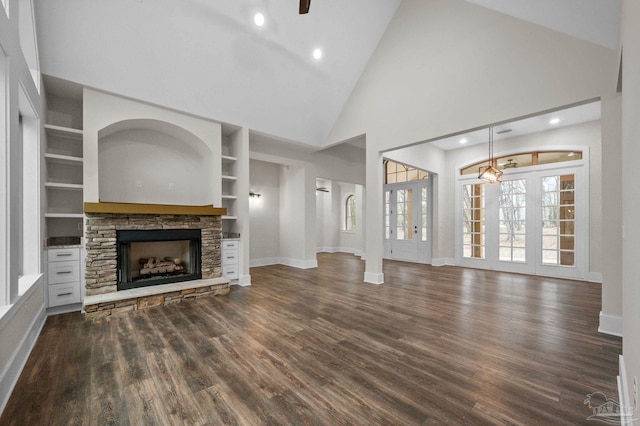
top-left (222, 239), bottom-right (239, 280)
top-left (46, 247), bottom-right (82, 308)
top-left (43, 78), bottom-right (85, 310)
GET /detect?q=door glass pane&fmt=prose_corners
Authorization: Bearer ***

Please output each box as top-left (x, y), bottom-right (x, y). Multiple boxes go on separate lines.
top-left (462, 184), bottom-right (485, 258)
top-left (499, 179), bottom-right (526, 262)
top-left (384, 191), bottom-right (391, 239)
top-left (541, 174), bottom-right (575, 266)
top-left (421, 187), bottom-right (428, 241)
top-left (396, 189), bottom-right (413, 240)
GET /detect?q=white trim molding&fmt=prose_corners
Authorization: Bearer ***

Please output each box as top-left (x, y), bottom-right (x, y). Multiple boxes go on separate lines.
top-left (316, 247), bottom-right (361, 255)
top-left (279, 258), bottom-right (318, 269)
top-left (599, 311), bottom-right (623, 337)
top-left (431, 257), bottom-right (456, 267)
top-left (364, 272), bottom-right (384, 285)
top-left (250, 257), bottom-right (281, 268)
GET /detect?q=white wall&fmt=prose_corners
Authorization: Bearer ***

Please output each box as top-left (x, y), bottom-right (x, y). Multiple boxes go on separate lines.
top-left (621, 0), bottom-right (640, 408)
top-left (83, 89), bottom-right (222, 205)
top-left (328, 0), bottom-right (616, 149)
top-left (250, 136), bottom-right (365, 187)
top-left (99, 127), bottom-right (212, 205)
top-left (600, 94), bottom-right (623, 335)
top-left (278, 165), bottom-right (317, 269)
top-left (249, 160), bottom-right (280, 266)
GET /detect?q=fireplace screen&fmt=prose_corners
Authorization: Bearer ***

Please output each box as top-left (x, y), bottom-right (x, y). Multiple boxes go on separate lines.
top-left (117, 229), bottom-right (202, 290)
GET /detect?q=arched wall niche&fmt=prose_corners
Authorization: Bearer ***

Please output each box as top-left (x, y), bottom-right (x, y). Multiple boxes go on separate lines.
top-left (98, 118), bottom-right (213, 205)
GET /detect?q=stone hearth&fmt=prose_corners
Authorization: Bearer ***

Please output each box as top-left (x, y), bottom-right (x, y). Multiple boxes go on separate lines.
top-left (83, 203), bottom-right (229, 318)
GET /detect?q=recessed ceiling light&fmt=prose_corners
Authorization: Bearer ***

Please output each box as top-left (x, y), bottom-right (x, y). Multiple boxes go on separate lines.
top-left (313, 48), bottom-right (323, 60)
top-left (568, 152), bottom-right (575, 157)
top-left (460, 138), bottom-right (468, 144)
top-left (254, 13), bottom-right (265, 27)
top-left (549, 117), bottom-right (560, 125)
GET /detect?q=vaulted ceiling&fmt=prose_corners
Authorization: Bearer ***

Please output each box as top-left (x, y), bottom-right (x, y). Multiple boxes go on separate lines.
top-left (35, 0), bottom-right (620, 148)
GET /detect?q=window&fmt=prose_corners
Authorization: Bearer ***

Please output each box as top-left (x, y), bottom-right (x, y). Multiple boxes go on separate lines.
top-left (462, 183), bottom-right (485, 258)
top-left (499, 179), bottom-right (527, 262)
top-left (345, 195), bottom-right (356, 231)
top-left (385, 160), bottom-right (428, 184)
top-left (460, 150), bottom-right (582, 175)
top-left (17, 85), bottom-right (41, 296)
top-left (542, 174), bottom-right (575, 266)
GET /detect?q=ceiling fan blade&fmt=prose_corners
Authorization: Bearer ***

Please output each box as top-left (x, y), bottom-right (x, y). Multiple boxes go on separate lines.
top-left (299, 0), bottom-right (311, 14)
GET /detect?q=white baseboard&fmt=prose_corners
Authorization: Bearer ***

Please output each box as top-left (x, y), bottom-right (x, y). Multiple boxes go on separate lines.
top-left (599, 311), bottom-right (623, 337)
top-left (364, 272), bottom-right (384, 285)
top-left (237, 275), bottom-right (251, 287)
top-left (250, 257), bottom-right (280, 267)
top-left (279, 258), bottom-right (318, 269)
top-left (0, 302), bottom-right (47, 414)
top-left (316, 247), bottom-right (334, 253)
top-left (431, 257), bottom-right (455, 267)
top-left (317, 247), bottom-right (361, 256)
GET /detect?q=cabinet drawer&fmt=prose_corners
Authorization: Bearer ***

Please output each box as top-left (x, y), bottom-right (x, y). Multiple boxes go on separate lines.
top-left (222, 240), bottom-right (239, 250)
top-left (222, 249), bottom-right (238, 265)
top-left (48, 282), bottom-right (81, 307)
top-left (48, 261), bottom-right (80, 284)
top-left (222, 264), bottom-right (238, 279)
top-left (49, 248), bottom-right (79, 262)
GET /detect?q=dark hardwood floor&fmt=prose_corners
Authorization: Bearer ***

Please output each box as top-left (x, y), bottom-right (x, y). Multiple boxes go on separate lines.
top-left (1, 253), bottom-right (622, 425)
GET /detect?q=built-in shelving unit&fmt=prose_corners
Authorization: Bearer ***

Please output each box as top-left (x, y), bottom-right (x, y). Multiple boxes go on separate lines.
top-left (221, 133), bottom-right (238, 228)
top-left (43, 78), bottom-right (84, 243)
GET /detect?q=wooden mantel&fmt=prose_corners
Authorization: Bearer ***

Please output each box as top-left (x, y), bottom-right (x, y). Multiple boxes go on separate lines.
top-left (84, 202), bottom-right (227, 216)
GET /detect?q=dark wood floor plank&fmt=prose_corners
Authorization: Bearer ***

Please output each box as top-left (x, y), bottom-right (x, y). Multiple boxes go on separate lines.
top-left (1, 253), bottom-right (622, 424)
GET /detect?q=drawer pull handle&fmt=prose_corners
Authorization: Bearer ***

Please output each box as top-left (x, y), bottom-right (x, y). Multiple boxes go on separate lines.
top-left (57, 271), bottom-right (73, 274)
top-left (56, 253), bottom-right (73, 257)
top-left (57, 292), bottom-right (73, 297)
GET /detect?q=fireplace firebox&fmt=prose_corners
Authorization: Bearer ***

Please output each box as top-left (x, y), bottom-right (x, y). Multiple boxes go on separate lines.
top-left (117, 229), bottom-right (202, 290)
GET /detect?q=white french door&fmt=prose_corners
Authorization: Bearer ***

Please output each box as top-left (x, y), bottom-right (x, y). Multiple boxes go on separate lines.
top-left (457, 163), bottom-right (587, 279)
top-left (384, 179), bottom-right (432, 263)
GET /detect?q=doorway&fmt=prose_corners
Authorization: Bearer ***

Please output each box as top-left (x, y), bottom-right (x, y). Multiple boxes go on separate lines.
top-left (383, 161), bottom-right (432, 264)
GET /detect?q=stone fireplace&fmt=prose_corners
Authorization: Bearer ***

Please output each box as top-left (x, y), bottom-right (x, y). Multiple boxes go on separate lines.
top-left (82, 202), bottom-right (229, 318)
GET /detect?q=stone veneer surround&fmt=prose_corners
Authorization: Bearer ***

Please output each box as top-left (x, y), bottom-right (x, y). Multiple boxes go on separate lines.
top-left (84, 213), bottom-right (223, 296)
